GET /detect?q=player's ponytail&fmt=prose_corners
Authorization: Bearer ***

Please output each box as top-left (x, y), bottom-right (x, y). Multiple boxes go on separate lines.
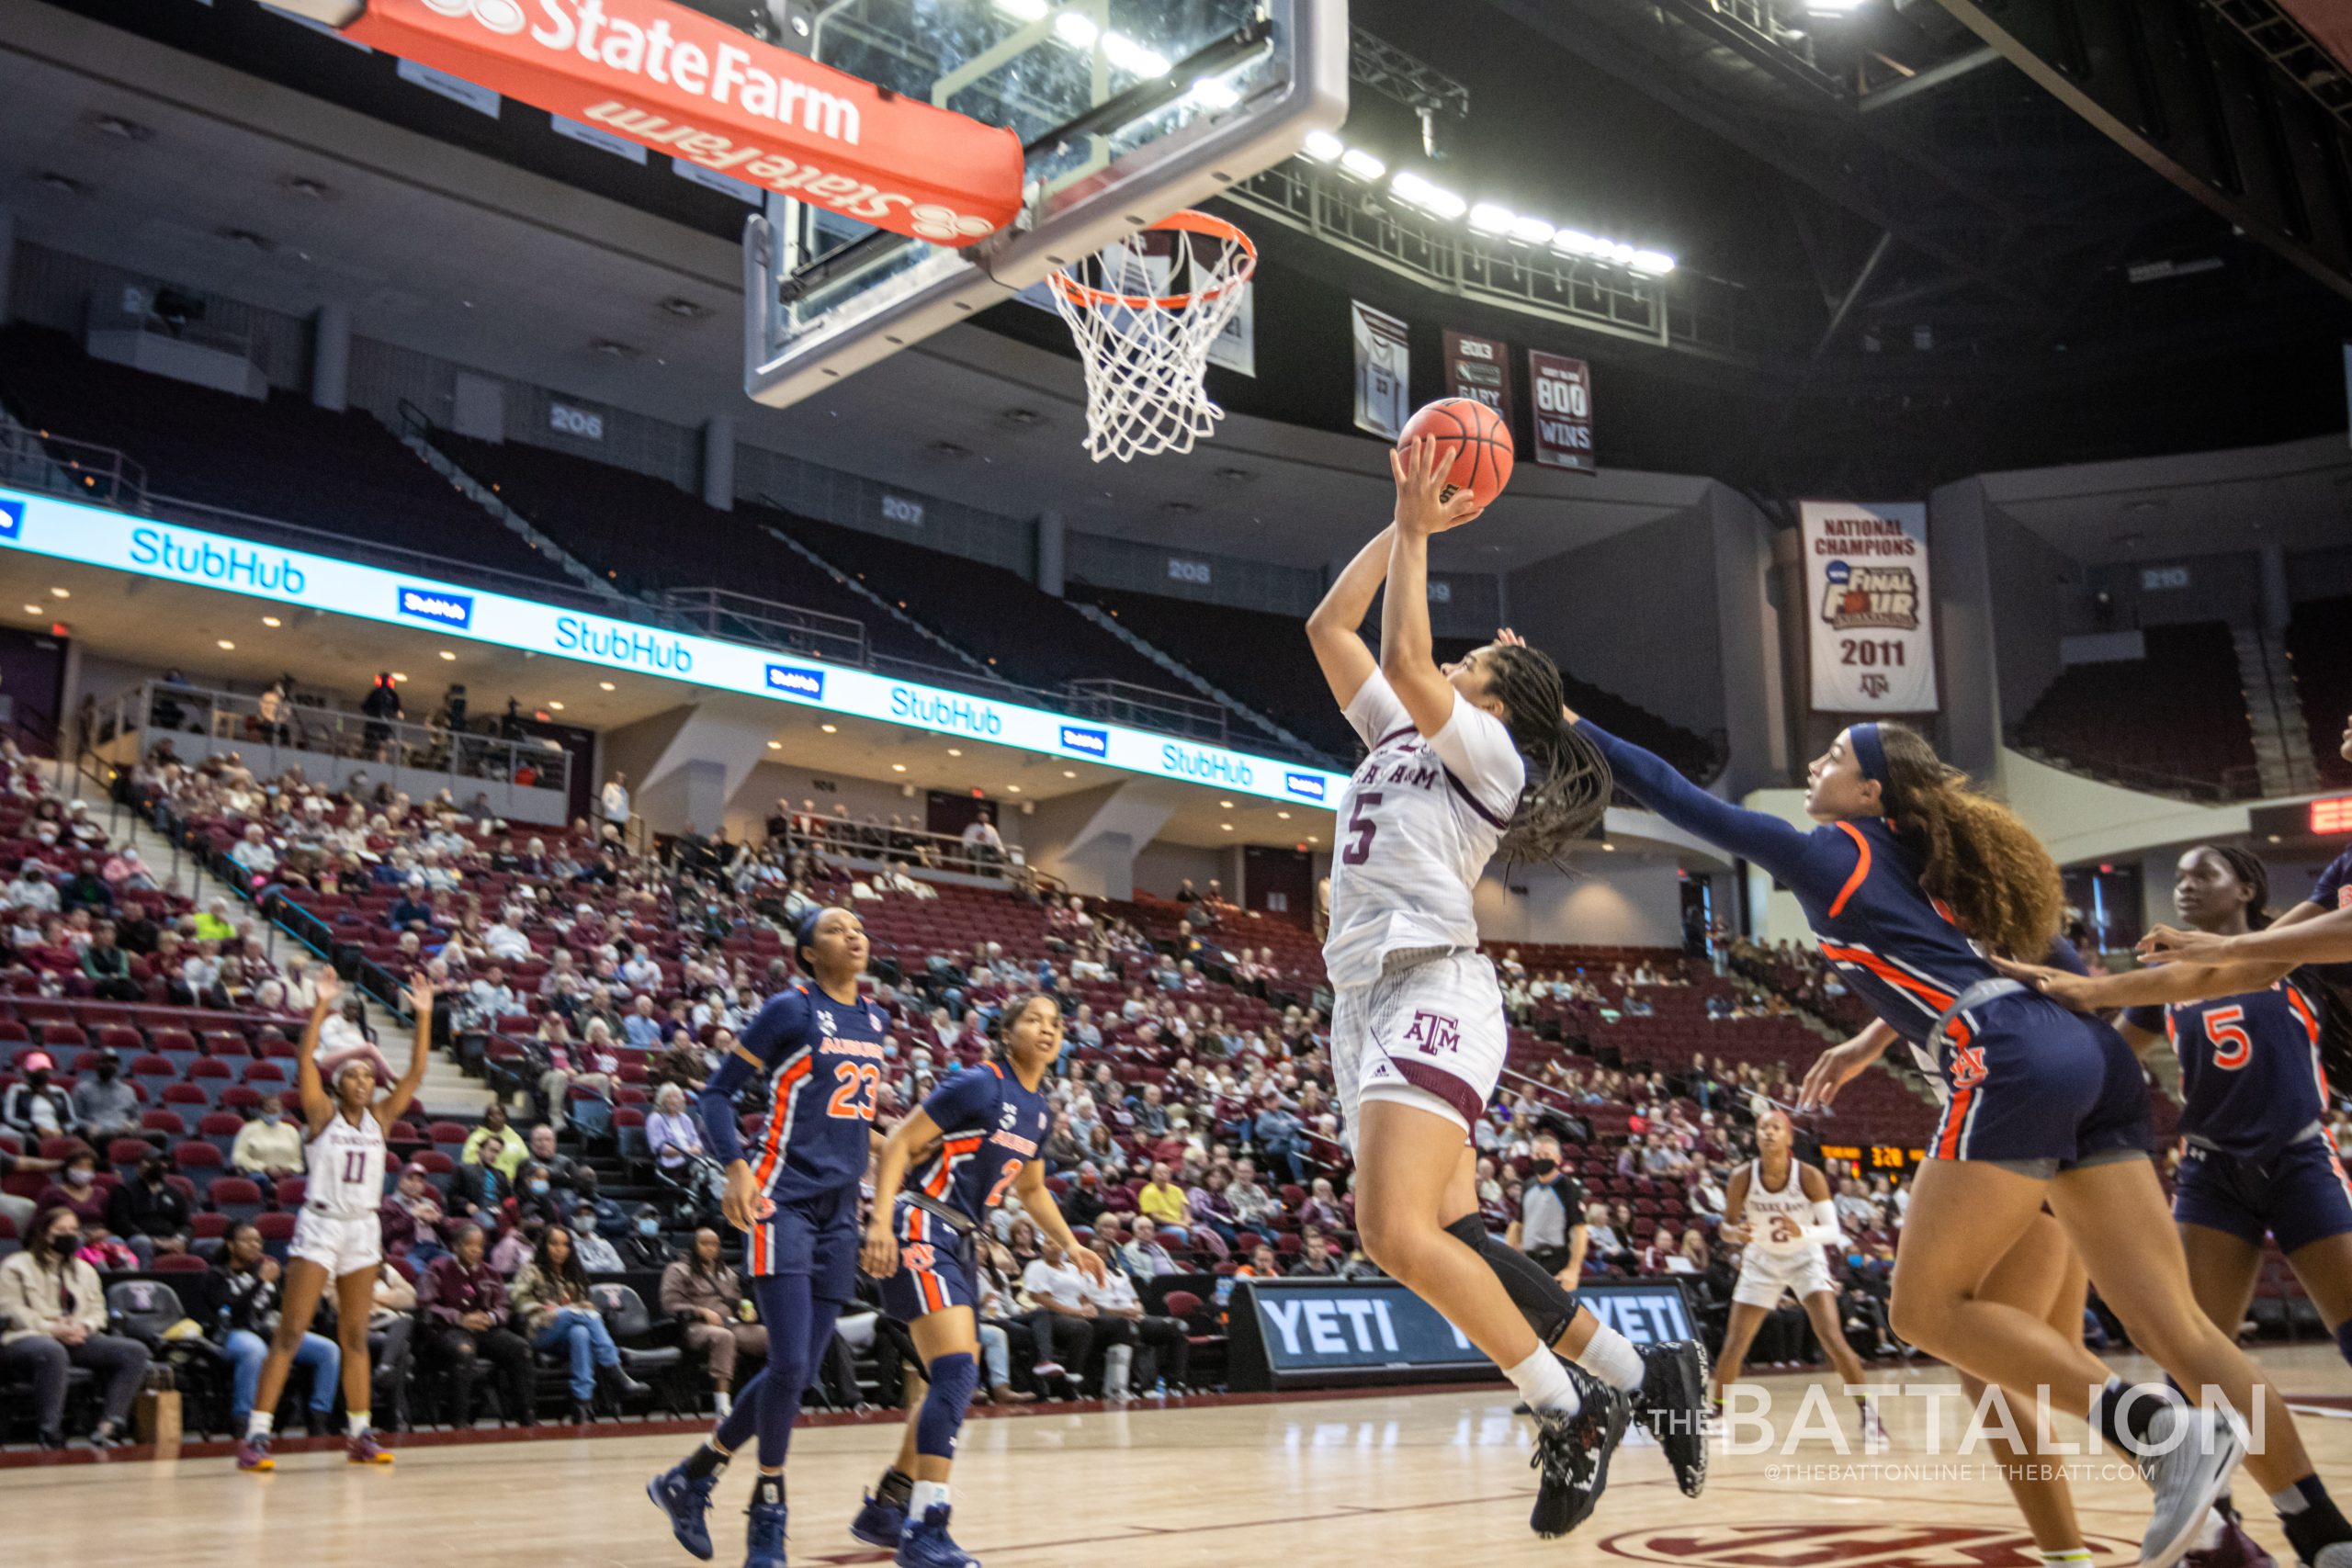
top-left (1872, 723), bottom-right (2063, 962)
top-left (1483, 642), bottom-right (1612, 869)
top-left (2201, 844), bottom-right (2274, 930)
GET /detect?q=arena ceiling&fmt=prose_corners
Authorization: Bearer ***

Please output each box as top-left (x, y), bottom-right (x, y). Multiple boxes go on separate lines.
top-left (7, 0), bottom-right (2351, 521)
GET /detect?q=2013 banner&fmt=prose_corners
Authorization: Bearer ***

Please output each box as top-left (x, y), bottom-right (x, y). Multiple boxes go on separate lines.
top-left (1442, 330), bottom-right (1513, 423)
top-left (1527, 351), bottom-right (1594, 474)
top-left (1800, 501), bottom-right (1938, 713)
top-left (1351, 301), bottom-right (1411, 439)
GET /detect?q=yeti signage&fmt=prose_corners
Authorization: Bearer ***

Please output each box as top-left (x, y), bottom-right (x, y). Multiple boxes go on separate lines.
top-left (1801, 501), bottom-right (1937, 714)
top-left (1443, 330), bottom-right (1513, 424)
top-left (1528, 351), bottom-right (1594, 474)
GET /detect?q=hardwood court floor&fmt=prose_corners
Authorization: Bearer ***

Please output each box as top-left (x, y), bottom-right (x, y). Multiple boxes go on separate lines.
top-left (11, 1345), bottom-right (2352, 1568)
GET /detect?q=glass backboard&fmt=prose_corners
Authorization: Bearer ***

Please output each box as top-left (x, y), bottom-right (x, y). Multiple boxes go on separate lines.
top-left (743, 0), bottom-right (1345, 408)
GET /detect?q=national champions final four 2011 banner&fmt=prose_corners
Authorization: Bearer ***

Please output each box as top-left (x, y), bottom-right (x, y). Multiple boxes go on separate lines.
top-left (1799, 500), bottom-right (1937, 714)
top-left (0, 487), bottom-right (1345, 810)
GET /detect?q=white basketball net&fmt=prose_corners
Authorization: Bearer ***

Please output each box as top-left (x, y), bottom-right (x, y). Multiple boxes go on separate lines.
top-left (1048, 214), bottom-right (1256, 464)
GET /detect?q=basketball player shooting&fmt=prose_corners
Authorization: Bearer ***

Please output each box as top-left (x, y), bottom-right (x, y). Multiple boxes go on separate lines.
top-left (1712, 1109), bottom-right (1886, 1441)
top-left (1306, 433), bottom-right (1710, 1540)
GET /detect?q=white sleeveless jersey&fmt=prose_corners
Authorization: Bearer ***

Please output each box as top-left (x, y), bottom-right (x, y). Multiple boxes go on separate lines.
top-left (1739, 1158), bottom-right (1819, 1257)
top-left (305, 1111), bottom-right (386, 1221)
top-left (1322, 671), bottom-right (1525, 988)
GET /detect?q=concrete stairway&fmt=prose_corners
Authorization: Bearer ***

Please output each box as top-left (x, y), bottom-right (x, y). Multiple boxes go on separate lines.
top-left (2233, 626), bottom-right (2320, 798)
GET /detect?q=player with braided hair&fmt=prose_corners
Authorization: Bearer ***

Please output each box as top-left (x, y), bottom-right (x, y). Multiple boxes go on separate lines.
top-left (1305, 437), bottom-right (1709, 1541)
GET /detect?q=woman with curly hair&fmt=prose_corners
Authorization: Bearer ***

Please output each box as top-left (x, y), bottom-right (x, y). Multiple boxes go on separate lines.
top-left (1582, 714), bottom-right (2309, 1568)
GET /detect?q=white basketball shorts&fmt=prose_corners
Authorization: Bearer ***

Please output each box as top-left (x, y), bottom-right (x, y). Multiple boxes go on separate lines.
top-left (290, 1210), bottom-right (383, 1279)
top-left (1731, 1246), bottom-right (1835, 1308)
top-left (1330, 949), bottom-right (1507, 1146)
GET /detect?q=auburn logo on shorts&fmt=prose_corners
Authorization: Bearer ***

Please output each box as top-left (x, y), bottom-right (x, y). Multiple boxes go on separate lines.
top-left (1403, 1010), bottom-right (1461, 1055)
top-left (1950, 1042), bottom-right (1988, 1089)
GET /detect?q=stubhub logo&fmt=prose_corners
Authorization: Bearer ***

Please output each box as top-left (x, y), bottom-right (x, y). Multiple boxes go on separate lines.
top-left (765, 663), bottom-right (825, 700)
top-left (1284, 773), bottom-right (1328, 803)
top-left (0, 499), bottom-right (21, 540)
top-left (397, 585), bottom-right (473, 628)
top-left (1059, 725), bottom-right (1108, 758)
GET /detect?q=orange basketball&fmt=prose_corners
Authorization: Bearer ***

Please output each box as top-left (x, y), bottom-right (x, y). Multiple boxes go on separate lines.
top-left (1397, 398), bottom-right (1515, 508)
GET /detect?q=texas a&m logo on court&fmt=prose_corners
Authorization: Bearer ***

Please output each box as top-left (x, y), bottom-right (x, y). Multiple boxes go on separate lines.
top-left (1403, 1010), bottom-right (1460, 1055)
top-left (1820, 559), bottom-right (1920, 633)
top-left (1600, 1525), bottom-right (2135, 1568)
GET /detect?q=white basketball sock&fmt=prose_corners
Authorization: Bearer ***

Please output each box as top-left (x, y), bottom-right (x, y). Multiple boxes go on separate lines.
top-left (1506, 1347), bottom-right (1581, 1418)
top-left (246, 1411), bottom-right (274, 1439)
top-left (912, 1481), bottom-right (952, 1519)
top-left (1576, 1324), bottom-right (1645, 1393)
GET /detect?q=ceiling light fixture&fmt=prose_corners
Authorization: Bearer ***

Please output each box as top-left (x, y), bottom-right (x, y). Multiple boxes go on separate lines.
top-left (1468, 201), bottom-right (1515, 235)
top-left (217, 639), bottom-right (235, 649)
top-left (1301, 130), bottom-right (1343, 163)
top-left (821, 723), bottom-right (838, 733)
top-left (891, 763), bottom-right (908, 773)
top-left (438, 649), bottom-right (457, 660)
top-left (48, 588), bottom-right (68, 599)
top-left (261, 615), bottom-right (282, 627)
top-left (1052, 10), bottom-right (1098, 47)
top-left (391, 672), bottom-right (409, 682)
top-left (598, 681), bottom-right (616, 691)
top-left (768, 740), bottom-right (783, 750)
top-left (548, 701), bottom-right (565, 711)
top-left (991, 0), bottom-right (1047, 18)
top-left (1337, 148), bottom-right (1385, 182)
top-left (1390, 170), bottom-right (1466, 220)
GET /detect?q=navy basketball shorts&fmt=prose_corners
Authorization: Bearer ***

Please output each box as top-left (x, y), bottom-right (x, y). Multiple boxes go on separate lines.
top-left (745, 1183), bottom-right (862, 1304)
top-left (2175, 1136), bottom-right (2352, 1255)
top-left (876, 1198), bottom-right (978, 1322)
top-left (1930, 994), bottom-right (2153, 1174)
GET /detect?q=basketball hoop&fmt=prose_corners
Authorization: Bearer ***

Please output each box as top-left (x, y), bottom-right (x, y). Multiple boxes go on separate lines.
top-left (1047, 209), bottom-right (1257, 463)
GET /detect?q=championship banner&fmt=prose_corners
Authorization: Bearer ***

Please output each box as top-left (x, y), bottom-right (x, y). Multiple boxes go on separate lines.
top-left (1800, 501), bottom-right (1937, 713)
top-left (1443, 330), bottom-right (1513, 423)
top-left (276, 0), bottom-right (1023, 245)
top-left (1351, 301), bottom-right (1410, 439)
top-left (1528, 351), bottom-right (1595, 474)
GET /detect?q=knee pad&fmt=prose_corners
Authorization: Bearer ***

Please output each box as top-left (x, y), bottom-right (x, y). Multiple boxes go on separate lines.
top-left (918, 1352), bottom-right (978, 1460)
top-left (1444, 1214), bottom-right (1578, 1347)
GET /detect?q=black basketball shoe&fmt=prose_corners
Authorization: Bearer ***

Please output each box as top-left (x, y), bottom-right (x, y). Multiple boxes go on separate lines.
top-left (1630, 1338), bottom-right (1711, 1498)
top-left (1529, 1362), bottom-right (1631, 1540)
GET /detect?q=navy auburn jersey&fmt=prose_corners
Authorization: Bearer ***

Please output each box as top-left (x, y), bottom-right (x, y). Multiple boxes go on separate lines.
top-left (741, 981), bottom-right (890, 1203)
top-left (2305, 850), bottom-right (2352, 998)
top-left (2124, 981), bottom-right (2328, 1161)
top-left (1581, 723), bottom-right (2016, 1050)
top-left (910, 1061), bottom-right (1053, 1227)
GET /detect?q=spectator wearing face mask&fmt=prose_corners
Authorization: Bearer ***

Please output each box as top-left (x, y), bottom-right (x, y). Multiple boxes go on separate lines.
top-left (612, 1205), bottom-right (673, 1270)
top-left (1, 1053), bottom-right (72, 1140)
top-left (68, 1051), bottom-right (142, 1147)
top-left (1505, 1134), bottom-right (1588, 1284)
top-left (0, 1205), bottom-right (152, 1448)
top-left (231, 1095), bottom-right (306, 1179)
top-left (570, 1203), bottom-right (625, 1272)
top-left (35, 1145), bottom-right (108, 1234)
top-left (106, 1149), bottom-right (193, 1263)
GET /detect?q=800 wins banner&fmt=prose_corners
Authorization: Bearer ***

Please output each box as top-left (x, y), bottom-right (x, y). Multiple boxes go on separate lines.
top-left (1800, 501), bottom-right (1937, 714)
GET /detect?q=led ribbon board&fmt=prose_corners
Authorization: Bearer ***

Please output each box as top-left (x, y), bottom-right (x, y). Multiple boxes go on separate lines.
top-left (1, 487), bottom-right (1343, 808)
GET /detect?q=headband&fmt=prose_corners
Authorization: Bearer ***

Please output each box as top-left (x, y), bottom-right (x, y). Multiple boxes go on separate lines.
top-left (1849, 723), bottom-right (1891, 789)
top-left (793, 907), bottom-right (829, 968)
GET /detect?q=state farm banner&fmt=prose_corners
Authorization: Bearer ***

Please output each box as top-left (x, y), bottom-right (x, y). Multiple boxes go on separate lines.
top-left (1443, 330), bottom-right (1512, 423)
top-left (1351, 301), bottom-right (1410, 439)
top-left (295, 0), bottom-right (1023, 244)
top-left (1801, 501), bottom-right (1937, 713)
top-left (1528, 351), bottom-right (1594, 474)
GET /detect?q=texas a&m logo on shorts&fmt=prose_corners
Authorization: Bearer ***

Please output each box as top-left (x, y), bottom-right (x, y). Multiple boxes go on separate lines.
top-left (1403, 1010), bottom-right (1461, 1056)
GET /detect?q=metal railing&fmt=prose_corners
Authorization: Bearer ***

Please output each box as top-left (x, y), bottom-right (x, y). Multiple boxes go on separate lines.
top-left (1066, 678), bottom-right (1229, 747)
top-left (658, 586), bottom-right (869, 670)
top-left (765, 816), bottom-right (1062, 896)
top-left (0, 423), bottom-right (149, 511)
top-left (96, 680), bottom-right (573, 806)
